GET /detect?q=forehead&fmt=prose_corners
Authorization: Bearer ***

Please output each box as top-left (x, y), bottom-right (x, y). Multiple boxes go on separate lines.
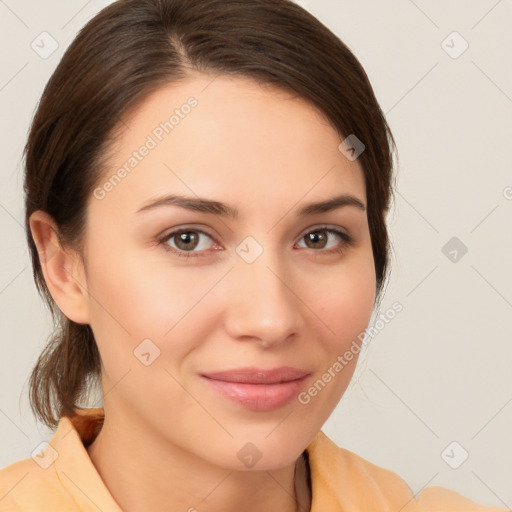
top-left (89, 73), bottom-right (366, 219)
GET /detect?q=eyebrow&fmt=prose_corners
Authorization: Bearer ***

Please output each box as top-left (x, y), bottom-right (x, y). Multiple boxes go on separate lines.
top-left (135, 193), bottom-right (366, 218)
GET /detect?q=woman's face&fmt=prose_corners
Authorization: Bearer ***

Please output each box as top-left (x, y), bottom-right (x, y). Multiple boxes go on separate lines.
top-left (80, 73), bottom-right (376, 470)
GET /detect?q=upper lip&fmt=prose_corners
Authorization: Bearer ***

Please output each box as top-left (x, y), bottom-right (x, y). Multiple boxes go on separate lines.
top-left (201, 366), bottom-right (310, 384)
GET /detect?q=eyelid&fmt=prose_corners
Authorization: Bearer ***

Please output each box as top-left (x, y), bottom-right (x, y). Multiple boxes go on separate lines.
top-left (157, 225), bottom-right (220, 257)
top-left (158, 225), bottom-right (218, 243)
top-left (157, 223), bottom-right (354, 257)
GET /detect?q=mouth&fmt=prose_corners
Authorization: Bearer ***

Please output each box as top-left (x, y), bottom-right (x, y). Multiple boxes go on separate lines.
top-left (200, 366), bottom-right (311, 411)
top-left (201, 366), bottom-right (310, 384)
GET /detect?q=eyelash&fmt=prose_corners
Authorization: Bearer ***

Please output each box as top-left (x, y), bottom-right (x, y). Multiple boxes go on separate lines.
top-left (157, 226), bottom-right (354, 260)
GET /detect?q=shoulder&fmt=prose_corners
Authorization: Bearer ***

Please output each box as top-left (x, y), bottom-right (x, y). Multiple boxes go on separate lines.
top-left (306, 431), bottom-right (507, 511)
top-left (0, 457), bottom-right (31, 511)
top-left (1, 409), bottom-right (118, 512)
top-left (307, 431), bottom-right (419, 509)
top-left (0, 451), bottom-right (77, 511)
top-left (415, 486), bottom-right (508, 511)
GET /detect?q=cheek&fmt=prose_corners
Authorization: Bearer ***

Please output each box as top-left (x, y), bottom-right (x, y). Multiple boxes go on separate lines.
top-left (84, 243), bottom-right (217, 377)
top-left (86, 242), bottom-right (191, 333)
top-left (297, 256), bottom-right (376, 413)
top-left (314, 254), bottom-right (377, 344)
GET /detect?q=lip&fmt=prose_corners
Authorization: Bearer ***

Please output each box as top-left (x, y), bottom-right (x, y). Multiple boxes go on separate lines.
top-left (200, 367), bottom-right (311, 411)
top-left (201, 366), bottom-right (310, 384)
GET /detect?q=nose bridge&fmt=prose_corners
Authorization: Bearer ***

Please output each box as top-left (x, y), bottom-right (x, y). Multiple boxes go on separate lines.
top-left (224, 235), bottom-right (303, 343)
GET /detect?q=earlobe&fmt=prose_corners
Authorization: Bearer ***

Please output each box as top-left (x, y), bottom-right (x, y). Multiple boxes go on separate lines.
top-left (29, 210), bottom-right (90, 324)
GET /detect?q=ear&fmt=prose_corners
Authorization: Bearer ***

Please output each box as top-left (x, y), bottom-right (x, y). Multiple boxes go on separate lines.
top-left (29, 210), bottom-right (90, 324)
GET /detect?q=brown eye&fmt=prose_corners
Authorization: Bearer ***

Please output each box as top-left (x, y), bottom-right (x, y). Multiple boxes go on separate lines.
top-left (297, 227), bottom-right (353, 254)
top-left (159, 229), bottom-right (216, 258)
top-left (303, 230), bottom-right (329, 249)
top-left (174, 231), bottom-right (200, 251)
top-left (158, 225), bottom-right (353, 260)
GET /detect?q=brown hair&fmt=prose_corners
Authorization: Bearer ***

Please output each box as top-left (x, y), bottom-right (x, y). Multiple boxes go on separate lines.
top-left (24, 0), bottom-right (396, 429)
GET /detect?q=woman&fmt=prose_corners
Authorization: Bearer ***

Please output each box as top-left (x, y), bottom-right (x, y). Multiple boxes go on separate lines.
top-left (0, 0), bottom-right (505, 510)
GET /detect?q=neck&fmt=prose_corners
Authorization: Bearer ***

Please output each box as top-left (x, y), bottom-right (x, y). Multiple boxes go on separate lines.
top-left (86, 405), bottom-right (311, 512)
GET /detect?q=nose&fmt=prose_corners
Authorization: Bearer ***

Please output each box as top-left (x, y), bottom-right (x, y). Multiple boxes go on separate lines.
top-left (223, 248), bottom-right (304, 348)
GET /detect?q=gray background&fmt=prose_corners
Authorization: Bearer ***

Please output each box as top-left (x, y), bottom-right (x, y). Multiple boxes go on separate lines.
top-left (0, 0), bottom-right (511, 507)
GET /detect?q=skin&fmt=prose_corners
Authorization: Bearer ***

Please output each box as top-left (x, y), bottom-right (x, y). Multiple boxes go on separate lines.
top-left (30, 73), bottom-right (376, 512)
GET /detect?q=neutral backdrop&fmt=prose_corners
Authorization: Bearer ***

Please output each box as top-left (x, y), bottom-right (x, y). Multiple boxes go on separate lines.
top-left (0, 0), bottom-right (511, 508)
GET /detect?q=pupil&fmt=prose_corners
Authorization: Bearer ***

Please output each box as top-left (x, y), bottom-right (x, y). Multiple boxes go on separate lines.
top-left (309, 231), bottom-right (325, 248)
top-left (179, 232), bottom-right (196, 249)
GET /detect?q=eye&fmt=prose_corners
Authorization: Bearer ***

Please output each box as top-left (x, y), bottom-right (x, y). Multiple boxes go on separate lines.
top-left (157, 225), bottom-right (354, 259)
top-left (158, 228), bottom-right (218, 258)
top-left (296, 226), bottom-right (354, 255)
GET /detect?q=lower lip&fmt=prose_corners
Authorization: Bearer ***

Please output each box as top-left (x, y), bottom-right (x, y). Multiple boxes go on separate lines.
top-left (201, 375), bottom-right (309, 411)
